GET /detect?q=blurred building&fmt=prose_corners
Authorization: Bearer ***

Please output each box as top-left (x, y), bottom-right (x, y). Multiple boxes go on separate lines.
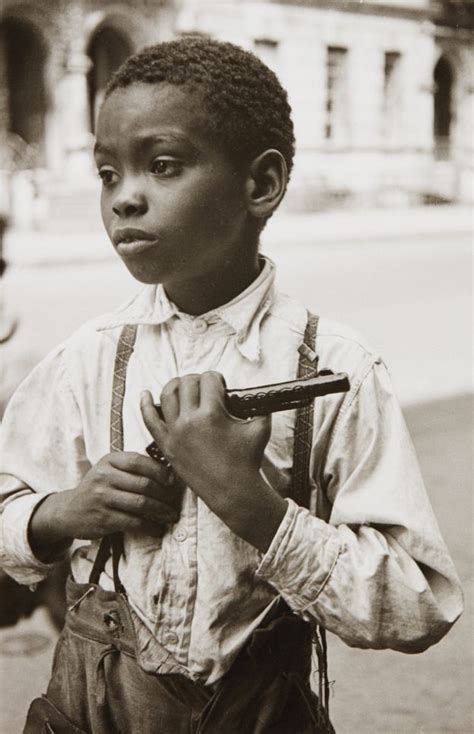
top-left (0, 0), bottom-right (472, 229)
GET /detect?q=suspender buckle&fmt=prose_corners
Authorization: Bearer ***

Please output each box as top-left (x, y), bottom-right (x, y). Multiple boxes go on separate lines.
top-left (298, 342), bottom-right (319, 366)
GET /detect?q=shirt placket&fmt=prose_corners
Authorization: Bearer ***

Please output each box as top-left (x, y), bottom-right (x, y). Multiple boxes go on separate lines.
top-left (152, 317), bottom-right (207, 669)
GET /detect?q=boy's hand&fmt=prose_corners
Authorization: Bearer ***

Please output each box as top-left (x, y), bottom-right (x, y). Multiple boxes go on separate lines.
top-left (29, 453), bottom-right (184, 560)
top-left (140, 372), bottom-right (287, 552)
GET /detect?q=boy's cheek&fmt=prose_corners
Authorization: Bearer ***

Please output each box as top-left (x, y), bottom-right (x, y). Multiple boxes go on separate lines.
top-left (100, 201), bottom-right (113, 237)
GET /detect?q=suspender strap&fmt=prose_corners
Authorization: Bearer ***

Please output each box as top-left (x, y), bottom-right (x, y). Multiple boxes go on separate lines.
top-left (110, 324), bottom-right (139, 452)
top-left (88, 324), bottom-right (138, 590)
top-left (88, 535), bottom-right (111, 586)
top-left (291, 311), bottom-right (332, 727)
top-left (291, 311), bottom-right (319, 508)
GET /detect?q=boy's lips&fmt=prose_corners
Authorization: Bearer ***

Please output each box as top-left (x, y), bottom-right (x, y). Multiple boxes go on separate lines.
top-left (112, 228), bottom-right (159, 256)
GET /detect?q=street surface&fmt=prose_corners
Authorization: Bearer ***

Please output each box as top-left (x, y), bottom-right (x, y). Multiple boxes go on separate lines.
top-left (0, 209), bottom-right (472, 732)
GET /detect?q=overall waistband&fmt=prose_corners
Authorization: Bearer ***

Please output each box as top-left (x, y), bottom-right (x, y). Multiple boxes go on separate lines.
top-left (65, 577), bottom-right (137, 658)
top-left (64, 575), bottom-right (312, 681)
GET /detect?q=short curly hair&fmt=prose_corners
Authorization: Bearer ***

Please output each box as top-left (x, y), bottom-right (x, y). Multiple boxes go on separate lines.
top-left (105, 36), bottom-right (295, 179)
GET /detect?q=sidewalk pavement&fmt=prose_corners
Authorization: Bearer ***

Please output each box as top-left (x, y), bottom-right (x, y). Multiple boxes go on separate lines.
top-left (4, 204), bottom-right (473, 268)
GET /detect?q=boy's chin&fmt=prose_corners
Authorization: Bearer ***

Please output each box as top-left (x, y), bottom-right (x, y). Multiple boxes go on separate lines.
top-left (121, 261), bottom-right (163, 285)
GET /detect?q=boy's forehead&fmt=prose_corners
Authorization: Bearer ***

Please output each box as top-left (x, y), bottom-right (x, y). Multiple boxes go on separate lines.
top-left (96, 82), bottom-right (210, 147)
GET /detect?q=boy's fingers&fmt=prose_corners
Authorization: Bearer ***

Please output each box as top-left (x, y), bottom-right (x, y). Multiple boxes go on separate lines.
top-left (108, 451), bottom-right (170, 486)
top-left (106, 489), bottom-right (179, 524)
top-left (199, 371), bottom-right (227, 410)
top-left (178, 374), bottom-right (201, 410)
top-left (159, 379), bottom-right (180, 421)
top-left (140, 391), bottom-right (169, 443)
top-left (108, 467), bottom-right (171, 499)
top-left (248, 413), bottom-right (272, 436)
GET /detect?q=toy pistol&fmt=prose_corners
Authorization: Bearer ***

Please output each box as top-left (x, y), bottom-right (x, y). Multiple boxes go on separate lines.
top-left (145, 370), bottom-right (350, 463)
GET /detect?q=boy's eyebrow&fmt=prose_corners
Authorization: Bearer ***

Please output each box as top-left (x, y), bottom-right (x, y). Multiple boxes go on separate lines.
top-left (93, 133), bottom-right (198, 159)
top-left (134, 132), bottom-right (199, 156)
top-left (93, 141), bottom-right (113, 157)
top-left (136, 132), bottom-right (191, 146)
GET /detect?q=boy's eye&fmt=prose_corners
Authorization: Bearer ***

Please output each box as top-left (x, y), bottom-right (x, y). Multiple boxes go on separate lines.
top-left (98, 168), bottom-right (119, 186)
top-left (150, 158), bottom-right (182, 177)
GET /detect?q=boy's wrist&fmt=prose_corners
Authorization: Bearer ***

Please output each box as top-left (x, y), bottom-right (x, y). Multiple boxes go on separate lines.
top-left (210, 472), bottom-right (287, 553)
top-left (28, 492), bottom-right (74, 563)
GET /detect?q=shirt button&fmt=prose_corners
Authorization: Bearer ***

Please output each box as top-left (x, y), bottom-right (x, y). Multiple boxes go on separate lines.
top-left (192, 318), bottom-right (208, 333)
top-left (162, 631), bottom-right (178, 646)
top-left (174, 529), bottom-right (187, 542)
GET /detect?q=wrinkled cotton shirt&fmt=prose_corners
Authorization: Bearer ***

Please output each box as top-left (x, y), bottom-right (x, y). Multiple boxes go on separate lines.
top-left (0, 258), bottom-right (463, 684)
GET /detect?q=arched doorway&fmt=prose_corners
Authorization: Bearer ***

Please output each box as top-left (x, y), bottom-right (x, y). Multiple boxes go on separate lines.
top-left (87, 26), bottom-right (133, 132)
top-left (0, 18), bottom-right (47, 164)
top-left (433, 55), bottom-right (453, 160)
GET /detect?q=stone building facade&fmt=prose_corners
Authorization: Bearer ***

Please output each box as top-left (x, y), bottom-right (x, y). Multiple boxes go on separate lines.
top-left (0, 0), bottom-right (472, 228)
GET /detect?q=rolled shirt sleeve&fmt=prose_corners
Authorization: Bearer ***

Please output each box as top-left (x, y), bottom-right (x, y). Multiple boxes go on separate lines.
top-left (257, 359), bottom-right (463, 652)
top-left (0, 346), bottom-right (90, 584)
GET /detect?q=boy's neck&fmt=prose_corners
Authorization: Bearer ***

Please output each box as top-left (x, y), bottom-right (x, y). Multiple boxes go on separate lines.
top-left (164, 252), bottom-right (262, 316)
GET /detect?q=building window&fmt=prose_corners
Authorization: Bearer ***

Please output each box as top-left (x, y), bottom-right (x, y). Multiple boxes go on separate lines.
top-left (1, 18), bottom-right (47, 156)
top-left (382, 51), bottom-right (402, 143)
top-left (254, 38), bottom-right (279, 72)
top-left (433, 55), bottom-right (453, 161)
top-left (325, 46), bottom-right (348, 142)
top-left (87, 26), bottom-right (133, 133)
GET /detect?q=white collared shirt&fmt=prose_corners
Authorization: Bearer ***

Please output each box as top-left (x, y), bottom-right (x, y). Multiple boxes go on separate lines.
top-left (0, 258), bottom-right (463, 684)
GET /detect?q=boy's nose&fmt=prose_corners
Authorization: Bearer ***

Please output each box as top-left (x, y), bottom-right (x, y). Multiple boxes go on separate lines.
top-left (112, 192), bottom-right (148, 218)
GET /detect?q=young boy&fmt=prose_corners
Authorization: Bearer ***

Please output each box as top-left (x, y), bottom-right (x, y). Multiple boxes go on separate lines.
top-left (0, 38), bottom-right (462, 733)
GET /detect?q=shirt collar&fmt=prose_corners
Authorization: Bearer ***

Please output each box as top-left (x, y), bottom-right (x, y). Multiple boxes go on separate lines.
top-left (96, 256), bottom-right (276, 362)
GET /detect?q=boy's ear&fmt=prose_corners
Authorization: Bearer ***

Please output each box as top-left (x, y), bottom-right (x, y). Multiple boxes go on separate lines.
top-left (245, 149), bottom-right (288, 220)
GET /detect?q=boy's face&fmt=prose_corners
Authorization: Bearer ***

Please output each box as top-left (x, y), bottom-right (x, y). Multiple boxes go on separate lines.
top-left (95, 82), bottom-right (251, 295)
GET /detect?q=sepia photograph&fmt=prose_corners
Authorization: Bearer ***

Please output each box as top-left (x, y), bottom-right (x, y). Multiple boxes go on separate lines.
top-left (0, 1), bottom-right (472, 732)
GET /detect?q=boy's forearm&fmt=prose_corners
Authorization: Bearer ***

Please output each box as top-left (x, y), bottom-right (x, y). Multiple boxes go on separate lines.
top-left (208, 473), bottom-right (287, 553)
top-left (28, 475), bottom-right (286, 560)
top-left (28, 492), bottom-right (74, 563)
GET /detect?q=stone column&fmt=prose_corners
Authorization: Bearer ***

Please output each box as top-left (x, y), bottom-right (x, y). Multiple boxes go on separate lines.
top-left (60, 50), bottom-right (93, 178)
top-left (57, 1), bottom-right (94, 180)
